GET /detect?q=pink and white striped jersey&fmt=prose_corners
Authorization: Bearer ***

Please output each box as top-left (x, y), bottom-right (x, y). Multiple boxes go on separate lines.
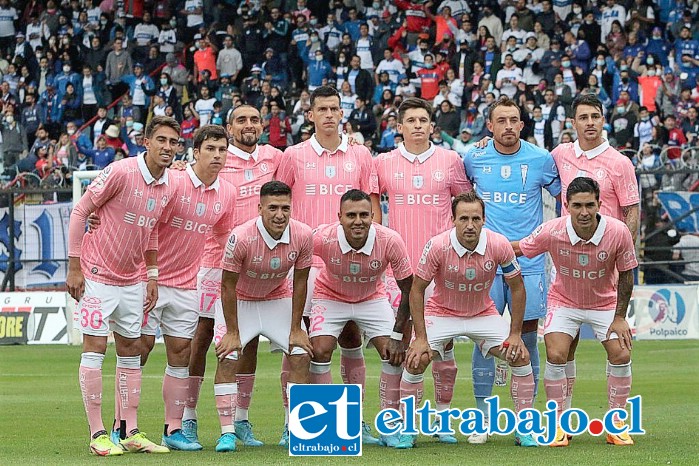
top-left (417, 228), bottom-right (521, 318)
top-left (552, 140), bottom-right (639, 220)
top-left (312, 222), bottom-right (412, 303)
top-left (221, 217), bottom-right (314, 301)
top-left (372, 143), bottom-right (472, 269)
top-left (277, 134), bottom-right (375, 228)
top-left (518, 215), bottom-right (638, 311)
top-left (200, 143), bottom-right (282, 268)
top-left (148, 165), bottom-right (237, 289)
top-left (69, 154), bottom-right (172, 286)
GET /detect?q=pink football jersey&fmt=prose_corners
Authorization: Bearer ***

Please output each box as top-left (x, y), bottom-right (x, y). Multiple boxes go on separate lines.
top-left (200, 143), bottom-right (281, 268)
top-left (313, 222), bottom-right (412, 303)
top-left (519, 215), bottom-right (638, 311)
top-left (552, 140), bottom-right (640, 220)
top-left (221, 218), bottom-right (314, 301)
top-left (69, 155), bottom-right (173, 286)
top-left (417, 228), bottom-right (521, 317)
top-left (372, 144), bottom-right (472, 269)
top-left (150, 165), bottom-right (237, 289)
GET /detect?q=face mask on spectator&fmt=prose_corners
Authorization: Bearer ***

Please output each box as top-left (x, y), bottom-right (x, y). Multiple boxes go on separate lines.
top-left (648, 70), bottom-right (656, 77)
top-left (63, 65), bottom-right (71, 73)
top-left (596, 59), bottom-right (605, 67)
top-left (170, 19), bottom-right (177, 27)
top-left (573, 6), bottom-right (581, 14)
top-left (310, 18), bottom-right (317, 26)
top-left (620, 65), bottom-right (628, 71)
top-left (565, 121), bottom-right (573, 129)
top-left (5, 115), bottom-right (14, 124)
top-left (562, 60), bottom-right (571, 68)
top-left (161, 78), bottom-right (168, 85)
top-left (315, 54), bottom-right (323, 61)
top-left (373, 2), bottom-right (380, 8)
top-left (311, 35), bottom-right (319, 43)
top-left (100, 19), bottom-right (107, 25)
top-left (616, 106), bottom-right (625, 114)
top-left (647, 57), bottom-right (654, 65)
top-left (126, 120), bottom-right (134, 127)
top-left (68, 128), bottom-right (76, 135)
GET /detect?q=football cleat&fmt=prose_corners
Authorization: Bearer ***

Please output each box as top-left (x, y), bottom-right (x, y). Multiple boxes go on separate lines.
top-left (181, 419), bottom-right (199, 444)
top-left (362, 421), bottom-right (381, 445)
top-left (278, 424), bottom-right (289, 447)
top-left (89, 434), bottom-right (124, 456)
top-left (120, 432), bottom-right (170, 453)
top-left (215, 432), bottom-right (237, 452)
top-left (431, 419), bottom-right (457, 444)
top-left (379, 431), bottom-right (402, 448)
top-left (549, 427), bottom-right (570, 447)
top-left (394, 433), bottom-right (417, 449)
top-left (515, 433), bottom-right (539, 447)
top-left (606, 421), bottom-right (634, 446)
top-left (162, 430), bottom-right (203, 451)
top-left (466, 422), bottom-right (490, 445)
top-left (234, 420), bottom-right (264, 446)
top-left (110, 429), bottom-right (121, 447)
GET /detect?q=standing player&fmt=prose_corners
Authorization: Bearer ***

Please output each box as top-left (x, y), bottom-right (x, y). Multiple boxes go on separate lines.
top-left (184, 105), bottom-right (282, 447)
top-left (371, 97), bottom-right (472, 444)
top-left (462, 96), bottom-right (560, 444)
top-left (212, 181), bottom-right (314, 452)
top-left (309, 189), bottom-right (414, 444)
top-left (276, 86), bottom-right (378, 444)
top-left (66, 116), bottom-right (181, 456)
top-left (132, 126), bottom-right (235, 451)
top-left (514, 177), bottom-right (637, 446)
top-left (550, 94), bottom-right (640, 417)
top-left (401, 191), bottom-right (537, 449)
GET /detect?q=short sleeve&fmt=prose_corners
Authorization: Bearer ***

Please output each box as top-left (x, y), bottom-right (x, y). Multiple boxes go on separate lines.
top-left (221, 229), bottom-right (247, 273)
top-left (449, 152), bottom-right (473, 195)
top-left (612, 156), bottom-right (640, 207)
top-left (415, 238), bottom-right (440, 283)
top-left (275, 150), bottom-right (296, 188)
top-left (615, 226), bottom-right (638, 272)
top-left (295, 228), bottom-right (314, 270)
top-left (518, 222), bottom-right (551, 259)
top-left (87, 164), bottom-right (121, 208)
top-left (388, 234), bottom-right (413, 280)
top-left (542, 152), bottom-right (562, 197)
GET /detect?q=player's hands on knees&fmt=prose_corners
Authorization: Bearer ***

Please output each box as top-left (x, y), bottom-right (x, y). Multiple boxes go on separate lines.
top-left (607, 316), bottom-right (633, 351)
top-left (500, 335), bottom-right (527, 363)
top-left (216, 331), bottom-right (242, 361)
top-left (66, 269), bottom-right (85, 301)
top-left (87, 213), bottom-right (101, 232)
top-left (386, 337), bottom-right (407, 366)
top-left (170, 160), bottom-right (188, 170)
top-left (289, 328), bottom-right (314, 357)
top-left (143, 280), bottom-right (158, 313)
top-left (406, 337), bottom-right (432, 370)
top-left (474, 136), bottom-right (492, 149)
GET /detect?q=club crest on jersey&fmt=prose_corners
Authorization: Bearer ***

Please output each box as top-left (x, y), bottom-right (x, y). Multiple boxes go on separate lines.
top-left (147, 198), bottom-right (156, 212)
top-left (579, 254), bottom-right (589, 266)
top-left (260, 162), bottom-right (269, 173)
top-left (598, 251), bottom-right (609, 262)
top-left (413, 175), bottom-right (424, 189)
top-left (326, 166), bottom-right (336, 178)
top-left (214, 202), bottom-right (222, 214)
top-left (369, 259), bottom-right (381, 270)
top-left (595, 168), bottom-right (606, 180)
top-left (288, 251), bottom-right (298, 261)
top-left (270, 257), bottom-right (281, 270)
top-left (344, 161), bottom-right (355, 172)
top-left (465, 268), bottom-right (476, 280)
top-left (484, 260), bottom-right (494, 271)
top-left (432, 170), bottom-right (445, 182)
top-left (196, 202), bottom-right (206, 216)
top-left (501, 165), bottom-right (511, 179)
top-left (244, 169), bottom-right (254, 181)
top-left (349, 263), bottom-right (361, 275)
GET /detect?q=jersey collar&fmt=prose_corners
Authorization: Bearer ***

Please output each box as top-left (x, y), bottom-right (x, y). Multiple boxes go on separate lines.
top-left (137, 152), bottom-right (169, 185)
top-left (186, 163), bottom-right (220, 192)
top-left (310, 133), bottom-right (349, 156)
top-left (228, 143), bottom-right (259, 162)
top-left (574, 139), bottom-right (609, 160)
top-left (337, 223), bottom-right (376, 255)
top-left (450, 228), bottom-right (487, 257)
top-left (256, 217), bottom-right (290, 250)
top-left (399, 141), bottom-right (436, 163)
top-left (566, 214), bottom-right (606, 246)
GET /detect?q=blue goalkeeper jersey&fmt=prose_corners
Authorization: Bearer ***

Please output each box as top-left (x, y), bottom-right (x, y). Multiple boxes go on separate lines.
top-left (463, 139), bottom-right (561, 274)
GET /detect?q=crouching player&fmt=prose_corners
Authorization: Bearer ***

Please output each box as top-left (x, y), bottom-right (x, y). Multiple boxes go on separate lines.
top-left (403, 191), bottom-right (537, 449)
top-left (213, 181), bottom-right (314, 452)
top-left (513, 177), bottom-right (637, 447)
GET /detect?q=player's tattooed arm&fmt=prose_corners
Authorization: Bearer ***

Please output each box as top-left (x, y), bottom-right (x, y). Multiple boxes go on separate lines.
top-left (609, 269), bottom-right (634, 350)
top-left (386, 275), bottom-right (413, 366)
top-left (622, 204), bottom-right (640, 243)
top-left (510, 241), bottom-right (523, 257)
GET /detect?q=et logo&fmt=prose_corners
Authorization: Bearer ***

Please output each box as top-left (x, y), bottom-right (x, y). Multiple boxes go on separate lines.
top-left (288, 384), bottom-right (362, 456)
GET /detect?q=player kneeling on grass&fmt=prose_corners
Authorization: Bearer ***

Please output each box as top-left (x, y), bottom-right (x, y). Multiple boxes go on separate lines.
top-left (403, 191), bottom-right (538, 449)
top-left (213, 181), bottom-right (314, 453)
top-left (309, 189), bottom-right (414, 447)
top-left (512, 176), bottom-right (637, 447)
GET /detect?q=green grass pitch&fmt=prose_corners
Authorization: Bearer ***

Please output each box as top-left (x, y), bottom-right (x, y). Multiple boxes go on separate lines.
top-left (1, 340), bottom-right (697, 465)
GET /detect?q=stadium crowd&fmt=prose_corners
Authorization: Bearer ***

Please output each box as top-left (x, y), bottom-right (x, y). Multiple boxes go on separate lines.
top-left (0, 0), bottom-right (697, 178)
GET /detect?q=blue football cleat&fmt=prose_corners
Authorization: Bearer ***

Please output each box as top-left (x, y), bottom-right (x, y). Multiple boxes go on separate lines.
top-left (181, 419), bottom-right (199, 444)
top-left (234, 420), bottom-right (264, 446)
top-left (215, 432), bottom-right (237, 453)
top-left (162, 430), bottom-right (203, 451)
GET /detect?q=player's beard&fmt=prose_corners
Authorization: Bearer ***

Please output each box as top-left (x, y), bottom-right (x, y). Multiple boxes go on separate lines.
top-left (236, 132), bottom-right (259, 148)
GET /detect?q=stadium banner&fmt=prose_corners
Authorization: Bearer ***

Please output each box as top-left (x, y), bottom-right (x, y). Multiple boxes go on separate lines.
top-left (630, 285), bottom-right (699, 340)
top-left (657, 192), bottom-right (699, 232)
top-left (0, 292), bottom-right (69, 344)
top-left (0, 202), bottom-right (71, 289)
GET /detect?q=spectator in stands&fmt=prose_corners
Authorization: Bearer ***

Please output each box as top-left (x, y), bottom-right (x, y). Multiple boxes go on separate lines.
top-left (673, 232), bottom-right (699, 282)
top-left (348, 96), bottom-right (377, 141)
top-left (435, 100), bottom-right (460, 137)
top-left (104, 37), bottom-right (132, 97)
